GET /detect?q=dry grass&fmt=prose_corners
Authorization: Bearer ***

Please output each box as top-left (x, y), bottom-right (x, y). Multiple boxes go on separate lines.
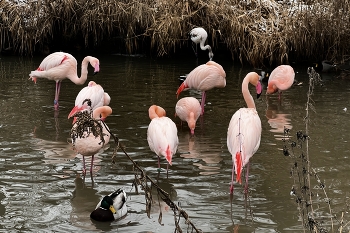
top-left (1, 0), bottom-right (350, 66)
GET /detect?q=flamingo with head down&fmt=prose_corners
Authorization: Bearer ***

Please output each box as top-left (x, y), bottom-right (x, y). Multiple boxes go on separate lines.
top-left (68, 81), bottom-right (110, 119)
top-left (266, 65), bottom-right (295, 99)
top-left (29, 52), bottom-right (100, 110)
top-left (175, 97), bottom-right (201, 135)
top-left (227, 72), bottom-right (262, 194)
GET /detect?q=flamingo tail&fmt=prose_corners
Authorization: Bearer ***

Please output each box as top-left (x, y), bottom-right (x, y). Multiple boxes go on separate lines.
top-left (165, 145), bottom-right (172, 166)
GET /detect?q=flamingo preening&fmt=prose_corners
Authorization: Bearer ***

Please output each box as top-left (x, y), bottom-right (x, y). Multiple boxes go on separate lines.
top-left (70, 104), bottom-right (112, 175)
top-left (29, 52), bottom-right (100, 110)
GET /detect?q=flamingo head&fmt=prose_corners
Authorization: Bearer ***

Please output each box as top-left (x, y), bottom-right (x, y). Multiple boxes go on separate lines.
top-left (256, 80), bottom-right (262, 99)
top-left (90, 59), bottom-right (100, 75)
top-left (188, 113), bottom-right (196, 135)
top-left (68, 99), bottom-right (92, 119)
top-left (266, 82), bottom-right (278, 94)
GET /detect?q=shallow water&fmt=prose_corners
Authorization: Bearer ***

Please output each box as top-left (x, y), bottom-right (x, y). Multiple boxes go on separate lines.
top-left (0, 54), bottom-right (349, 232)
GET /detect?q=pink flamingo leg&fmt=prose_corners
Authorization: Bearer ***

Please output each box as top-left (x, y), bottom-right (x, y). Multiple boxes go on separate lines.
top-left (244, 162), bottom-right (250, 194)
top-left (230, 162), bottom-right (234, 194)
top-left (54, 81), bottom-right (61, 110)
top-left (200, 91), bottom-right (206, 115)
top-left (90, 155), bottom-right (94, 175)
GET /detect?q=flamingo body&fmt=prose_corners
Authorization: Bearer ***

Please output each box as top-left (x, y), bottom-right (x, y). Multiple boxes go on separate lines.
top-left (68, 81), bottom-right (110, 119)
top-left (227, 72), bottom-right (262, 194)
top-left (176, 61), bottom-right (226, 115)
top-left (71, 106), bottom-right (112, 174)
top-left (147, 105), bottom-right (178, 169)
top-left (175, 97), bottom-right (201, 135)
top-left (29, 52), bottom-right (99, 110)
top-left (91, 189), bottom-right (127, 222)
top-left (190, 27), bottom-right (213, 60)
top-left (267, 65), bottom-right (295, 95)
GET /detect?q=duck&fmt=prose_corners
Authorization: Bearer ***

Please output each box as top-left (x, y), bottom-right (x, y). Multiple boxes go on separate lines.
top-left (313, 60), bottom-right (336, 72)
top-left (90, 189), bottom-right (127, 222)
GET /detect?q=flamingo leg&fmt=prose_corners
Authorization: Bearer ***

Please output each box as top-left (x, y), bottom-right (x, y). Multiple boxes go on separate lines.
top-left (54, 81), bottom-right (61, 110)
top-left (157, 156), bottom-right (161, 171)
top-left (82, 156), bottom-right (86, 175)
top-left (230, 161), bottom-right (234, 194)
top-left (90, 155), bottom-right (94, 175)
top-left (244, 162), bottom-right (250, 195)
top-left (200, 91), bottom-right (206, 115)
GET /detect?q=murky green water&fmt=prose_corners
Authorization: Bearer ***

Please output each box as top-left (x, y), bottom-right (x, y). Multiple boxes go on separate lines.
top-left (0, 54), bottom-right (349, 232)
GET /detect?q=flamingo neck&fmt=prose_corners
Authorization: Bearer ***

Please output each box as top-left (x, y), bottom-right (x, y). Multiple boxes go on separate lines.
top-left (93, 106), bottom-right (112, 120)
top-left (69, 56), bottom-right (96, 85)
top-left (149, 105), bottom-right (166, 120)
top-left (200, 42), bottom-right (213, 60)
top-left (242, 72), bottom-right (259, 109)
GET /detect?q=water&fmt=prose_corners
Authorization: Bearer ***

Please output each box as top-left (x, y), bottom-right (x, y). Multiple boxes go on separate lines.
top-left (0, 54), bottom-right (349, 232)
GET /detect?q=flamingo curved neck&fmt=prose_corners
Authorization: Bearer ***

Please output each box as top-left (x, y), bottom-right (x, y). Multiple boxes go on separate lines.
top-left (200, 43), bottom-right (213, 60)
top-left (242, 73), bottom-right (258, 109)
top-left (68, 56), bottom-right (93, 85)
top-left (93, 106), bottom-right (112, 119)
top-left (149, 105), bottom-right (166, 120)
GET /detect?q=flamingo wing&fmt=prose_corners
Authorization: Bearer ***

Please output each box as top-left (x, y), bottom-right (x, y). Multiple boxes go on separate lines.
top-left (147, 117), bottom-right (178, 164)
top-left (268, 65), bottom-right (295, 91)
top-left (227, 108), bottom-right (261, 172)
top-left (185, 62), bottom-right (226, 91)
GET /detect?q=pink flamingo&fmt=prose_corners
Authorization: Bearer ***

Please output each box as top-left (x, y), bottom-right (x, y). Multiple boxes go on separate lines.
top-left (70, 106), bottom-right (112, 175)
top-left (147, 105), bottom-right (178, 172)
top-left (266, 65), bottom-right (295, 99)
top-left (175, 97), bottom-right (201, 135)
top-left (176, 61), bottom-right (226, 115)
top-left (227, 72), bottom-right (262, 194)
top-left (190, 27), bottom-right (213, 60)
top-left (29, 52), bottom-right (100, 110)
top-left (68, 81), bottom-right (110, 119)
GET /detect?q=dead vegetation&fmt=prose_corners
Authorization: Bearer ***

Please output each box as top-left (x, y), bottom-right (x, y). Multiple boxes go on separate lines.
top-left (1, 0), bottom-right (350, 66)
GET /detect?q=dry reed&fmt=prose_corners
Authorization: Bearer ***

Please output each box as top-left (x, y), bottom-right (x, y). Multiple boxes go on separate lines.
top-left (1, 0), bottom-right (350, 66)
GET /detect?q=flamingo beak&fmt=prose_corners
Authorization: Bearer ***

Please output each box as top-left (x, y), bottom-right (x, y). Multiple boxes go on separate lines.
top-left (256, 80), bottom-right (262, 99)
top-left (68, 105), bottom-right (85, 119)
top-left (93, 63), bottom-right (100, 75)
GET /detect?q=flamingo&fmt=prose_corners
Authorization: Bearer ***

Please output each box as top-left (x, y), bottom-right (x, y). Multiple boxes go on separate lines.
top-left (90, 189), bottom-right (127, 222)
top-left (70, 105), bottom-right (112, 175)
top-left (68, 81), bottom-right (110, 119)
top-left (147, 105), bottom-right (178, 172)
top-left (190, 27), bottom-right (213, 61)
top-left (266, 65), bottom-right (295, 99)
top-left (227, 72), bottom-right (262, 194)
top-left (175, 97), bottom-right (201, 135)
top-left (29, 52), bottom-right (100, 110)
top-left (176, 61), bottom-right (226, 115)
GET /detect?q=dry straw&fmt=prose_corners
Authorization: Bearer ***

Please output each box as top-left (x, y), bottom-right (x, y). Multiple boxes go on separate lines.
top-left (1, 0), bottom-right (350, 66)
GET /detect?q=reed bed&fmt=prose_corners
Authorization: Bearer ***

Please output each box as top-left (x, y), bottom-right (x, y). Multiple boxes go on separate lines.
top-left (1, 0), bottom-right (350, 66)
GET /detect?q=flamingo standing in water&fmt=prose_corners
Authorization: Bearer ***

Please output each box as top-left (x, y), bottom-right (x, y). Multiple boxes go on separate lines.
top-left (266, 65), bottom-right (295, 99)
top-left (190, 27), bottom-right (213, 61)
top-left (70, 105), bottom-right (112, 175)
top-left (147, 105), bottom-right (178, 172)
top-left (227, 72), bottom-right (262, 194)
top-left (175, 97), bottom-right (201, 135)
top-left (29, 52), bottom-right (100, 110)
top-left (68, 81), bottom-right (110, 119)
top-left (176, 61), bottom-right (226, 115)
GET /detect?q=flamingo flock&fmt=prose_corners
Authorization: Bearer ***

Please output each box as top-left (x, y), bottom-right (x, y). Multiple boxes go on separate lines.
top-left (29, 28), bottom-right (296, 221)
